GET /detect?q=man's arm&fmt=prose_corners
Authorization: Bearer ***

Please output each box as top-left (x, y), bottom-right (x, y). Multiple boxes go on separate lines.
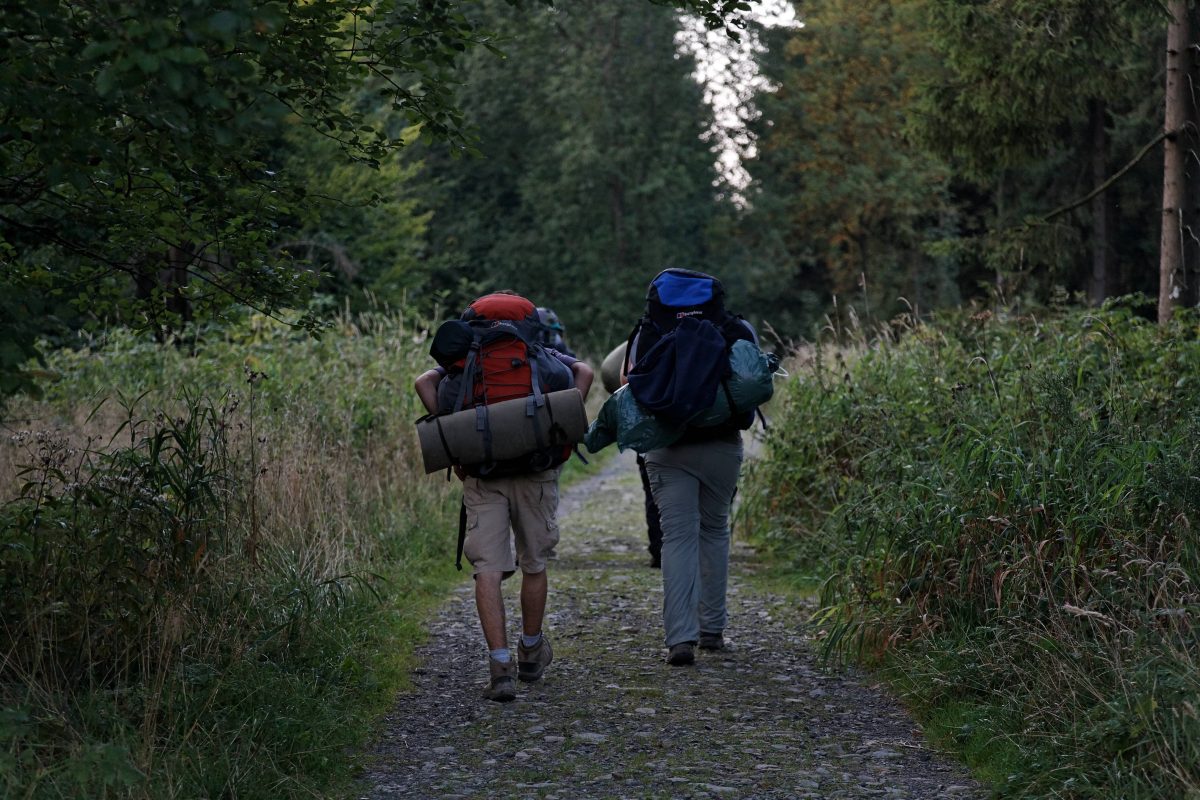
top-left (571, 361), bottom-right (594, 400)
top-left (414, 368), bottom-right (442, 414)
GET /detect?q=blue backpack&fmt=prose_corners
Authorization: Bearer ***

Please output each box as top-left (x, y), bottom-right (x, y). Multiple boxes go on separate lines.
top-left (624, 269), bottom-right (755, 426)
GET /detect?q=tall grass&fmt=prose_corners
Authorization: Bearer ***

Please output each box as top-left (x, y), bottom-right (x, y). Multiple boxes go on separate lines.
top-left (0, 309), bottom-right (460, 798)
top-left (741, 300), bottom-right (1200, 798)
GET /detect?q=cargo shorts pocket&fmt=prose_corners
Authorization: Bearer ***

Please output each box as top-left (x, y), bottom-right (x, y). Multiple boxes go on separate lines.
top-left (513, 475), bottom-right (560, 573)
top-left (462, 482), bottom-right (517, 576)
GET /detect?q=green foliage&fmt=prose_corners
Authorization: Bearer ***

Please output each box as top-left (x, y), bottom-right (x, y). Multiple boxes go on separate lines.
top-left (742, 301), bottom-right (1200, 797)
top-left (905, 0), bottom-right (1165, 296)
top-left (412, 0), bottom-right (724, 350)
top-left (735, 0), bottom-right (1168, 332)
top-left (0, 0), bottom-right (477, 314)
top-left (734, 0), bottom-right (959, 337)
top-left (911, 0), bottom-right (1159, 178)
top-left (0, 288), bottom-right (51, 401)
top-left (279, 123), bottom-right (433, 308)
top-left (0, 311), bottom-right (460, 798)
top-left (2, 397), bottom-right (237, 685)
top-left (0, 0), bottom-right (752, 397)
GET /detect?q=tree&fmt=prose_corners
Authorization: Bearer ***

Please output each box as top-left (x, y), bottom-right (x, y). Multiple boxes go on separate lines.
top-left (1159, 0), bottom-right (1190, 323)
top-left (276, 122), bottom-right (432, 308)
top-left (735, 0), bottom-right (956, 336)
top-left (413, 0), bottom-right (723, 348)
top-left (910, 0), bottom-right (1163, 305)
top-left (1, 2), bottom-right (479, 332)
top-left (0, 0), bottom-right (747, 398)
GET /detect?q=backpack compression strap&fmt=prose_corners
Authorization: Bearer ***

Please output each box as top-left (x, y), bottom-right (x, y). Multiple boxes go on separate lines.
top-left (456, 498), bottom-right (467, 570)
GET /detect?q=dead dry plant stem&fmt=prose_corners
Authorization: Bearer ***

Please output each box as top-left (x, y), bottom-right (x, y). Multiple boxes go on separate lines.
top-left (245, 369), bottom-right (262, 566)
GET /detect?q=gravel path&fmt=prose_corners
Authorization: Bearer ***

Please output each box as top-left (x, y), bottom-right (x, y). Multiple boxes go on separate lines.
top-left (363, 450), bottom-right (986, 799)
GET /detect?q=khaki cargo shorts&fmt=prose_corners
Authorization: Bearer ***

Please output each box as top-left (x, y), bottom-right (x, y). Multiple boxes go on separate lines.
top-left (462, 468), bottom-right (561, 577)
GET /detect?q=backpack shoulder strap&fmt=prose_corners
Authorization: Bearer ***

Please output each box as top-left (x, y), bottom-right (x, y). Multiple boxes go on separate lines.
top-left (623, 318), bottom-right (644, 371)
top-left (626, 316), bottom-right (666, 371)
top-left (452, 336), bottom-right (482, 413)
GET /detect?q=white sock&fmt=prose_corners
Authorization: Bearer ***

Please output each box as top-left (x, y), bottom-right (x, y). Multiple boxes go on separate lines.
top-left (521, 632), bottom-right (542, 648)
top-left (490, 648), bottom-right (511, 663)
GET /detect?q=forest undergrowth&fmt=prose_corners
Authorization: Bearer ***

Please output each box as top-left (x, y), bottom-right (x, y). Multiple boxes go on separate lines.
top-left (0, 309), bottom-right (466, 799)
top-left (741, 297), bottom-right (1200, 799)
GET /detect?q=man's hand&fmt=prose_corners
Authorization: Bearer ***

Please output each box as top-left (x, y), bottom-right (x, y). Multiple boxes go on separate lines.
top-left (571, 361), bottom-right (594, 400)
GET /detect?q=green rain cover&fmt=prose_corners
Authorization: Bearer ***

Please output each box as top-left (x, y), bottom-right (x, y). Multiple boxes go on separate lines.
top-left (584, 340), bottom-right (778, 454)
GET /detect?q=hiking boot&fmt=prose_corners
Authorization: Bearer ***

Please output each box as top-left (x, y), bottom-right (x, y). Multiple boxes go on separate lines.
top-left (517, 634), bottom-right (553, 682)
top-left (698, 631), bottom-right (725, 651)
top-left (483, 657), bottom-right (516, 702)
top-left (666, 642), bottom-right (695, 666)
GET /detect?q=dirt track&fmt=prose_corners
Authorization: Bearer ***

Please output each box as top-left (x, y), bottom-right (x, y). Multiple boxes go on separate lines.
top-left (362, 449), bottom-right (985, 799)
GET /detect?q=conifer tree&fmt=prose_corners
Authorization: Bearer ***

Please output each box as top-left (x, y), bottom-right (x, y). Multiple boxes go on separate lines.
top-left (414, 0), bottom-right (721, 347)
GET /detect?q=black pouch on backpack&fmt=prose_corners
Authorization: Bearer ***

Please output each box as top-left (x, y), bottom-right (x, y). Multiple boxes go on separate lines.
top-left (625, 268), bottom-right (760, 429)
top-left (430, 319), bottom-right (475, 370)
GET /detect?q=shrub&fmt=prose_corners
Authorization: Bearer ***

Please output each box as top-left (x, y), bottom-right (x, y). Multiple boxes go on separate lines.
top-left (741, 300), bottom-right (1200, 798)
top-left (0, 309), bottom-right (458, 798)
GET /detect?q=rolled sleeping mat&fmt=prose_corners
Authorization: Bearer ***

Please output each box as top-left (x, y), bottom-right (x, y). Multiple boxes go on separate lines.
top-left (600, 341), bottom-right (627, 395)
top-left (416, 389), bottom-right (589, 474)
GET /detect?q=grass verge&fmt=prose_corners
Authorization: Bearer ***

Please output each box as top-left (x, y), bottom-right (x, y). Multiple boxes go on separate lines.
top-left (740, 299), bottom-right (1200, 799)
top-left (1, 310), bottom-right (461, 799)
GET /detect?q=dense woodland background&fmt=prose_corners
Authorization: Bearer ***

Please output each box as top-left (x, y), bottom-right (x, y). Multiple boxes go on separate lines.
top-left (3, 0), bottom-right (1193, 379)
top-left (3, 1), bottom-right (1200, 798)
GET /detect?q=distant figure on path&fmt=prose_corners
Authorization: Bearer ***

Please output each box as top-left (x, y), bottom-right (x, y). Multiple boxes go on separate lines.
top-left (415, 291), bottom-right (593, 701)
top-left (601, 341), bottom-right (665, 568)
top-left (621, 269), bottom-right (759, 665)
top-left (637, 453), bottom-right (665, 568)
top-left (534, 306), bottom-right (576, 357)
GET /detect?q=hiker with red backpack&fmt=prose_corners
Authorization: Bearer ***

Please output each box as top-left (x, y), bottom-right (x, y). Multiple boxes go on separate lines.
top-left (414, 291), bottom-right (593, 701)
top-left (619, 269), bottom-right (765, 666)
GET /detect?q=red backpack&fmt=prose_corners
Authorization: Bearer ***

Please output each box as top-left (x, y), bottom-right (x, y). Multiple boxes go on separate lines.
top-left (429, 293), bottom-right (575, 476)
top-left (454, 294), bottom-right (543, 408)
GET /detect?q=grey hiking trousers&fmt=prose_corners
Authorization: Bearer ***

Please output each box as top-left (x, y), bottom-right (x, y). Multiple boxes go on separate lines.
top-left (644, 435), bottom-right (743, 648)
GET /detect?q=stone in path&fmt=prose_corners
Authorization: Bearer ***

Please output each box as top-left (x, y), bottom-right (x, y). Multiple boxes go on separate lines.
top-left (362, 450), bottom-right (985, 799)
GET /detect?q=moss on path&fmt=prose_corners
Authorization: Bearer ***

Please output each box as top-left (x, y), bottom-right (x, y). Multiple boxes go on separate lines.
top-left (363, 450), bottom-right (985, 799)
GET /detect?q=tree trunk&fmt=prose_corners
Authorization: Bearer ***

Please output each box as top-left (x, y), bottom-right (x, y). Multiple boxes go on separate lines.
top-left (1185, 3), bottom-right (1200, 307)
top-left (166, 245), bottom-right (194, 327)
top-left (1159, 0), bottom-right (1189, 324)
top-left (1088, 99), bottom-right (1111, 306)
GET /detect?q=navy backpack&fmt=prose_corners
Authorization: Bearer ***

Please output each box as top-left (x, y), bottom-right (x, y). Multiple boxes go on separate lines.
top-left (624, 269), bottom-right (754, 425)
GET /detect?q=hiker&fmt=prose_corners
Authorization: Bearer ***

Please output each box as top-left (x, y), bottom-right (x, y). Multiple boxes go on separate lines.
top-left (535, 306), bottom-right (576, 357)
top-left (621, 269), bottom-right (759, 666)
top-left (601, 342), bottom-right (664, 568)
top-left (414, 292), bottom-right (593, 701)
top-left (637, 454), bottom-right (664, 568)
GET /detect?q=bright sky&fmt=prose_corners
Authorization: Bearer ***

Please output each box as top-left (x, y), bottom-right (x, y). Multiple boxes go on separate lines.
top-left (675, 0), bottom-right (800, 203)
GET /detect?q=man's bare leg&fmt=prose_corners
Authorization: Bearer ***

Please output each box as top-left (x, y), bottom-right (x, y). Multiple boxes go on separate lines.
top-left (475, 572), bottom-right (507, 649)
top-left (520, 569), bottom-right (547, 636)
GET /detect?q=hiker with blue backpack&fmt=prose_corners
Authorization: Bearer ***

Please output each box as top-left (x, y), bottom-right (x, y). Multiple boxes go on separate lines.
top-left (414, 291), bottom-right (593, 701)
top-left (613, 269), bottom-right (772, 666)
